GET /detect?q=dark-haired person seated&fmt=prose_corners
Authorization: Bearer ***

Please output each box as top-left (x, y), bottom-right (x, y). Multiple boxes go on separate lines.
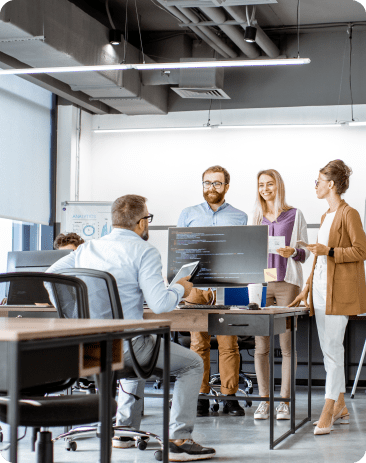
top-left (47, 194), bottom-right (216, 462)
top-left (54, 232), bottom-right (85, 251)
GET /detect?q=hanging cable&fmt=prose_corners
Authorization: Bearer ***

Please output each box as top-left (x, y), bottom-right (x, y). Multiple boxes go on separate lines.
top-left (246, 6), bottom-right (250, 26)
top-left (122, 0), bottom-right (129, 63)
top-left (335, 30), bottom-right (348, 124)
top-left (296, 0), bottom-right (300, 58)
top-left (106, 0), bottom-right (116, 29)
top-left (348, 25), bottom-right (354, 121)
top-left (134, 0), bottom-right (145, 63)
top-left (207, 99), bottom-right (213, 127)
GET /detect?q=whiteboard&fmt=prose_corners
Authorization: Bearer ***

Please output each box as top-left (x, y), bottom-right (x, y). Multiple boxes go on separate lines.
top-left (61, 201), bottom-right (113, 241)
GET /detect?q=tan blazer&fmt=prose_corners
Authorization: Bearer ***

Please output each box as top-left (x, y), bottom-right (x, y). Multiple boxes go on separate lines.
top-left (307, 200), bottom-right (366, 316)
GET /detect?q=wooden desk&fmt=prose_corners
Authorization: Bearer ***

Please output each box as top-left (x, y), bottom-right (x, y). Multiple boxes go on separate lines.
top-left (144, 306), bottom-right (311, 450)
top-left (0, 318), bottom-right (171, 463)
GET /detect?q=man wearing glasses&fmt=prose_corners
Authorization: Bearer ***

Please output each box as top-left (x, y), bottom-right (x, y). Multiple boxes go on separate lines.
top-left (177, 165), bottom-right (248, 417)
top-left (47, 194), bottom-right (216, 461)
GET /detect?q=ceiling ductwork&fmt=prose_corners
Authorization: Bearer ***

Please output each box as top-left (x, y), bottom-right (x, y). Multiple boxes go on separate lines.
top-left (156, 0), bottom-right (279, 59)
top-left (0, 0), bottom-right (168, 115)
top-left (171, 59), bottom-right (230, 99)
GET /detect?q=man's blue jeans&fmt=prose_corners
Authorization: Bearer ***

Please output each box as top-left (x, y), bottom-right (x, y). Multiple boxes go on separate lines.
top-left (117, 335), bottom-right (204, 439)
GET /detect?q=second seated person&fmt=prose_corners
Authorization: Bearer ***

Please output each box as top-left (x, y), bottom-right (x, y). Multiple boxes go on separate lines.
top-left (177, 165), bottom-right (248, 417)
top-left (252, 169), bottom-right (310, 421)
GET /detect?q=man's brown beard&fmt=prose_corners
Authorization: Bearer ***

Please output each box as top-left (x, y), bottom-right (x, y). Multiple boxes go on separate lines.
top-left (203, 189), bottom-right (225, 205)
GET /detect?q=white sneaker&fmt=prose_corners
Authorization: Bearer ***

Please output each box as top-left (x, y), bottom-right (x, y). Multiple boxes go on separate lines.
top-left (112, 436), bottom-right (136, 448)
top-left (254, 401), bottom-right (270, 420)
top-left (276, 402), bottom-right (290, 420)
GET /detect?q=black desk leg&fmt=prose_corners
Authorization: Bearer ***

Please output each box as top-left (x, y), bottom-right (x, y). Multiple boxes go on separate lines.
top-left (99, 339), bottom-right (113, 463)
top-left (269, 315), bottom-right (275, 450)
top-left (9, 341), bottom-right (20, 463)
top-left (290, 316), bottom-right (296, 434)
top-left (308, 315), bottom-right (312, 420)
top-left (163, 331), bottom-right (170, 463)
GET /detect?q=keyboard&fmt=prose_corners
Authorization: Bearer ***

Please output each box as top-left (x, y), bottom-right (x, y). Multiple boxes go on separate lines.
top-left (177, 304), bottom-right (242, 310)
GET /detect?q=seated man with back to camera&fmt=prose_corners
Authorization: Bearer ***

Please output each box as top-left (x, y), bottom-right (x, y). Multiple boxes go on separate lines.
top-left (47, 194), bottom-right (216, 462)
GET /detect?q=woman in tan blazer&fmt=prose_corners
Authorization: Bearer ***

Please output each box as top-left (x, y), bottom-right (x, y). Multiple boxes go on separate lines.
top-left (290, 160), bottom-right (366, 435)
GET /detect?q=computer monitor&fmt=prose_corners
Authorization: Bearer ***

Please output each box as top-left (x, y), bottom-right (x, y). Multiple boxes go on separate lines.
top-left (167, 225), bottom-right (268, 288)
top-left (6, 250), bottom-right (72, 305)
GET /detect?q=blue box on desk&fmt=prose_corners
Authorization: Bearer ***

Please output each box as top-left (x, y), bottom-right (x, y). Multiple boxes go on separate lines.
top-left (224, 287), bottom-right (267, 307)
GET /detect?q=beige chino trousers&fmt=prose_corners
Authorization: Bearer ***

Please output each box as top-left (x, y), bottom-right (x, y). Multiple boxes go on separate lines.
top-left (254, 281), bottom-right (300, 399)
top-left (187, 288), bottom-right (240, 395)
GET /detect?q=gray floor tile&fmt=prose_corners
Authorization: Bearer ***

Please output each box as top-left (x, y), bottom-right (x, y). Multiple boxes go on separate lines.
top-left (1, 386), bottom-right (366, 463)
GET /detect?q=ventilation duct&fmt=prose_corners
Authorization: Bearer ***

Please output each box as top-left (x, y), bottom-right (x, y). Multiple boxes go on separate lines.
top-left (0, 0), bottom-right (168, 115)
top-left (171, 59), bottom-right (230, 99)
top-left (171, 88), bottom-right (230, 99)
top-left (156, 0), bottom-right (279, 59)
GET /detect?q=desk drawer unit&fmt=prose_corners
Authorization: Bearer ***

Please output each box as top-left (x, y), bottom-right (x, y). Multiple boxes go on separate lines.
top-left (8, 311), bottom-right (57, 319)
top-left (208, 313), bottom-right (287, 336)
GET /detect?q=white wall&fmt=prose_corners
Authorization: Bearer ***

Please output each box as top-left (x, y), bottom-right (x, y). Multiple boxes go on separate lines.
top-left (84, 113), bottom-right (366, 226)
top-left (76, 105), bottom-right (366, 282)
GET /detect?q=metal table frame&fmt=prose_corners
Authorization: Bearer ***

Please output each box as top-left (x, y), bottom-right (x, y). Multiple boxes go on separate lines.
top-left (145, 309), bottom-right (312, 450)
top-left (7, 326), bottom-right (171, 463)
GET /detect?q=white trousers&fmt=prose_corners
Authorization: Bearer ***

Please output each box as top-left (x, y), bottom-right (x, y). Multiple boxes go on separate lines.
top-left (313, 269), bottom-right (349, 401)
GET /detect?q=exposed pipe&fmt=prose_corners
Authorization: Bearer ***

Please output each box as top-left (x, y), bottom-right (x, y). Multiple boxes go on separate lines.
top-left (156, 2), bottom-right (234, 58)
top-left (178, 7), bottom-right (237, 58)
top-left (224, 6), bottom-right (280, 58)
top-left (200, 7), bottom-right (260, 59)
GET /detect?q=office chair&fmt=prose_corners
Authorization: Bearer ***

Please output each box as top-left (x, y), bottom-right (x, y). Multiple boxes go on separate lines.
top-left (52, 268), bottom-right (165, 460)
top-left (0, 272), bottom-right (117, 463)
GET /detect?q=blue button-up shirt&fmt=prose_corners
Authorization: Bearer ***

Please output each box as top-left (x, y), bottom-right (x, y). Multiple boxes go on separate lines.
top-left (46, 228), bottom-right (184, 320)
top-left (177, 201), bottom-right (248, 227)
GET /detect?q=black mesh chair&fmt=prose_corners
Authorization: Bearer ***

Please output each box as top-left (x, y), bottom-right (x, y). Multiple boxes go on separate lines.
top-left (51, 268), bottom-right (165, 460)
top-left (0, 272), bottom-right (117, 463)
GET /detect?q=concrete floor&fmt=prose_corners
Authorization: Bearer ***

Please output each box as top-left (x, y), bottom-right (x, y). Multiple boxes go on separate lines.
top-left (2, 386), bottom-right (366, 463)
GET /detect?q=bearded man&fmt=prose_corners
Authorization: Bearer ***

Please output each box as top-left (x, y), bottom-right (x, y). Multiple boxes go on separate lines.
top-left (177, 165), bottom-right (248, 417)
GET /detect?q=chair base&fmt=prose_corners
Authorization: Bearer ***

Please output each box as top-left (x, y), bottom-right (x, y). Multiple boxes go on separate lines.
top-left (36, 431), bottom-right (53, 463)
top-left (53, 425), bottom-right (163, 454)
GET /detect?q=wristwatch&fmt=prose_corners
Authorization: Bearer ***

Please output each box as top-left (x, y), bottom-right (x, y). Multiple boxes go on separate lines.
top-left (290, 248), bottom-right (298, 258)
top-left (328, 247), bottom-right (334, 257)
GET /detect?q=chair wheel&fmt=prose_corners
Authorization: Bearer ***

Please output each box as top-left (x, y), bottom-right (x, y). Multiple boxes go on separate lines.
top-left (66, 441), bottom-right (77, 451)
top-left (211, 403), bottom-right (219, 412)
top-left (137, 439), bottom-right (147, 450)
top-left (155, 449), bottom-right (163, 461)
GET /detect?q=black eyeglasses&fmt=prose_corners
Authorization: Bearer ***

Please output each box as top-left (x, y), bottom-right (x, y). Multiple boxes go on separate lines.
top-left (137, 214), bottom-right (154, 224)
top-left (202, 181), bottom-right (228, 190)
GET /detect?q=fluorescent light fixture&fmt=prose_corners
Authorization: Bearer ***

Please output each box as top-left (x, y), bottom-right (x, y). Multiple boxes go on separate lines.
top-left (94, 123), bottom-right (341, 133)
top-left (348, 121), bottom-right (366, 126)
top-left (0, 58), bottom-right (311, 76)
top-left (94, 127), bottom-right (212, 133)
top-left (217, 124), bottom-right (341, 129)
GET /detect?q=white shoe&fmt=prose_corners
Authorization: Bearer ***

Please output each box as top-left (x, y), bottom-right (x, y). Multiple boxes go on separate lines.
top-left (112, 436), bottom-right (136, 448)
top-left (276, 402), bottom-right (290, 420)
top-left (254, 401), bottom-right (270, 420)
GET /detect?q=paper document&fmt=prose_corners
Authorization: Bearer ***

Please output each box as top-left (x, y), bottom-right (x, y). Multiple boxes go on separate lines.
top-left (268, 236), bottom-right (285, 254)
top-left (264, 268), bottom-right (278, 282)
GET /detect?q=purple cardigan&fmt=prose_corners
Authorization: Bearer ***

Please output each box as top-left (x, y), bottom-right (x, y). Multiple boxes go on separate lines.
top-left (262, 208), bottom-right (306, 282)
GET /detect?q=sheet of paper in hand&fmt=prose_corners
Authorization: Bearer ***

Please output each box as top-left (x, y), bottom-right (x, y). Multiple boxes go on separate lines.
top-left (268, 236), bottom-right (285, 254)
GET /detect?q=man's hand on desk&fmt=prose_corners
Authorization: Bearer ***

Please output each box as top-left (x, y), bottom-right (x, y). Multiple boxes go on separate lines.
top-left (288, 284), bottom-right (310, 308)
top-left (177, 276), bottom-right (193, 298)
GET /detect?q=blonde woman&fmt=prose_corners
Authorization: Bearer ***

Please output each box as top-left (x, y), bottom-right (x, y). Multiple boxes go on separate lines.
top-left (290, 160), bottom-right (366, 435)
top-left (253, 169), bottom-right (309, 420)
